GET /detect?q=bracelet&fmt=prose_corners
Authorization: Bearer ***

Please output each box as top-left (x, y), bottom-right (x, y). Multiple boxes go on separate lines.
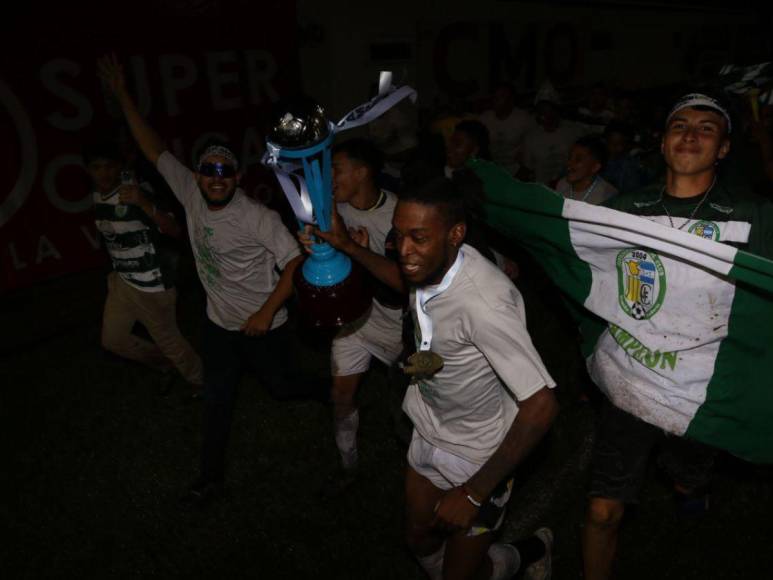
top-left (462, 484), bottom-right (482, 508)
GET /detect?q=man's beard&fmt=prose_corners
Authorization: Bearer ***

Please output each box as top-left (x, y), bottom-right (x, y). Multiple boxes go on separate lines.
top-left (199, 187), bottom-right (236, 207)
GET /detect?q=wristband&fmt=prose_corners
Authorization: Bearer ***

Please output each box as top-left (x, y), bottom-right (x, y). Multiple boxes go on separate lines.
top-left (462, 484), bottom-right (482, 508)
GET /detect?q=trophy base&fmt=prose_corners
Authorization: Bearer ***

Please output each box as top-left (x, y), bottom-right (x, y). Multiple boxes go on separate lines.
top-left (294, 260), bottom-right (373, 329)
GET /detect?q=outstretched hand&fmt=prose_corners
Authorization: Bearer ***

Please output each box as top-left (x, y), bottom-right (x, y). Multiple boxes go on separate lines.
top-left (97, 52), bottom-right (128, 98)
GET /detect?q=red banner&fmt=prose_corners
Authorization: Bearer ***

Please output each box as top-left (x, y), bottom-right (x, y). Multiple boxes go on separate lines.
top-left (1, 0), bottom-right (299, 291)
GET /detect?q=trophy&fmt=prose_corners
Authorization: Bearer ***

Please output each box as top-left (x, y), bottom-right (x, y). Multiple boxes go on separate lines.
top-left (264, 73), bottom-right (416, 329)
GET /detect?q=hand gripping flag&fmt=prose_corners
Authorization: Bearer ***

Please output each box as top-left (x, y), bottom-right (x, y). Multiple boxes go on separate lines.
top-left (471, 159), bottom-right (773, 463)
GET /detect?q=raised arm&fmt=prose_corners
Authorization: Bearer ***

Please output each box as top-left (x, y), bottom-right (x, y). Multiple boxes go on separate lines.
top-left (98, 53), bottom-right (166, 165)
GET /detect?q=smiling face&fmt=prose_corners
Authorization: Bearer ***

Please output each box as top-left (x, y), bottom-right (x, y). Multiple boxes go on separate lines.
top-left (392, 200), bottom-right (465, 287)
top-left (661, 107), bottom-right (730, 177)
top-left (195, 154), bottom-right (240, 208)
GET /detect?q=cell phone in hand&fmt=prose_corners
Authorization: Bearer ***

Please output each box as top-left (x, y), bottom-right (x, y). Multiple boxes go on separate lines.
top-left (120, 170), bottom-right (136, 186)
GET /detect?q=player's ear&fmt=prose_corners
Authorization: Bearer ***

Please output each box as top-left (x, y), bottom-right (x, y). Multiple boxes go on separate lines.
top-left (449, 221), bottom-right (466, 248)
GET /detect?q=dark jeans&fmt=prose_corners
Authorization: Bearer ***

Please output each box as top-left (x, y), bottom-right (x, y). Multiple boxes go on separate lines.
top-left (199, 317), bottom-right (301, 484)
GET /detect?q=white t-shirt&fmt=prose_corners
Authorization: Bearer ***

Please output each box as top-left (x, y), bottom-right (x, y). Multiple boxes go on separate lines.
top-left (157, 152), bottom-right (301, 331)
top-left (402, 245), bottom-right (556, 464)
top-left (336, 190), bottom-right (397, 257)
top-left (336, 190), bottom-right (403, 325)
top-left (478, 108), bottom-right (536, 175)
top-left (555, 175), bottom-right (618, 205)
top-left (522, 122), bottom-right (587, 184)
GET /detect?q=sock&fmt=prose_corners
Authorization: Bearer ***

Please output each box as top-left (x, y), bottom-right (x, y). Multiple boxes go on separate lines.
top-left (511, 535), bottom-right (546, 567)
top-left (416, 545), bottom-right (445, 580)
top-left (488, 543), bottom-right (521, 580)
top-left (334, 409), bottom-right (359, 470)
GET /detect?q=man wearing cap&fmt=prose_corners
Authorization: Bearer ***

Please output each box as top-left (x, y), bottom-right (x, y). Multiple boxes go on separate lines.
top-left (99, 54), bottom-right (305, 505)
top-left (477, 82), bottom-right (535, 177)
top-left (582, 93), bottom-right (773, 580)
top-left (520, 82), bottom-right (586, 185)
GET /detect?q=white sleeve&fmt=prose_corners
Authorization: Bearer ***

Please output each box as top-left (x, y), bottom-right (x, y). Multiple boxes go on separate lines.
top-left (156, 151), bottom-right (197, 209)
top-left (470, 293), bottom-right (556, 401)
top-left (254, 206), bottom-right (302, 269)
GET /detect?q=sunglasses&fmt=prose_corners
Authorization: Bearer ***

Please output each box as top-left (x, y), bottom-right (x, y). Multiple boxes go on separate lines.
top-left (198, 162), bottom-right (237, 178)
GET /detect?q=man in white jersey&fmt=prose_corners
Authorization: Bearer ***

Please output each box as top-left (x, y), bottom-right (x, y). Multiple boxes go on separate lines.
top-left (301, 138), bottom-right (406, 495)
top-left (393, 176), bottom-right (558, 580)
top-left (99, 54), bottom-right (305, 505)
top-left (477, 83), bottom-right (535, 176)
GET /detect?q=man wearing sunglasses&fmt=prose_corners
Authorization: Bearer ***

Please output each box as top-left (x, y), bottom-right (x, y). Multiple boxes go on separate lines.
top-left (99, 54), bottom-right (305, 506)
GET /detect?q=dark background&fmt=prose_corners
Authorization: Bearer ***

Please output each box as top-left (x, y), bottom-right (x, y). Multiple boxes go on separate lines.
top-left (3, 1), bottom-right (773, 578)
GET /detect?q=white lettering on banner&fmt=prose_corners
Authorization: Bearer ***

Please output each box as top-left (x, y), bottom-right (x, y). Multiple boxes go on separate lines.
top-left (35, 236), bottom-right (62, 264)
top-left (7, 232), bottom-right (103, 271)
top-left (8, 243), bottom-right (28, 270)
top-left (159, 54), bottom-right (199, 117)
top-left (44, 155), bottom-right (92, 213)
top-left (207, 51), bottom-right (243, 112)
top-left (1, 51), bottom-right (280, 235)
top-left (0, 79), bottom-right (38, 229)
top-left (40, 59), bottom-right (93, 131)
top-left (245, 50), bottom-right (279, 105)
top-left (80, 225), bottom-right (101, 250)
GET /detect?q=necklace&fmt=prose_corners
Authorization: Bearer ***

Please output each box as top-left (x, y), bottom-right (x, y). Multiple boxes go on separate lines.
top-left (570, 176), bottom-right (598, 202)
top-left (659, 176), bottom-right (716, 230)
top-left (365, 190), bottom-right (385, 212)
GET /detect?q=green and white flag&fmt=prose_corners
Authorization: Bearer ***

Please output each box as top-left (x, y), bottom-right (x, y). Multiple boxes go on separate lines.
top-left (471, 159), bottom-right (773, 463)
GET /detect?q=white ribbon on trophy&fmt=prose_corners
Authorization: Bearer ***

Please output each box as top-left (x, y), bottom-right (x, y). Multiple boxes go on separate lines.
top-left (264, 71), bottom-right (417, 226)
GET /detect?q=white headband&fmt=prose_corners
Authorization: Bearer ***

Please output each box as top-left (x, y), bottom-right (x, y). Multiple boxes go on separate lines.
top-left (198, 145), bottom-right (239, 169)
top-left (666, 93), bottom-right (732, 133)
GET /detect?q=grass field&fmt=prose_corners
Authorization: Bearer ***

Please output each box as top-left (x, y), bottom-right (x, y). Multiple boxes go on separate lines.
top-left (3, 260), bottom-right (773, 579)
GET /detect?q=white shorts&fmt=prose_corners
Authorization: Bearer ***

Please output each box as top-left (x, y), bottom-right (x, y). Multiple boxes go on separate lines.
top-left (331, 301), bottom-right (403, 376)
top-left (407, 430), bottom-right (513, 536)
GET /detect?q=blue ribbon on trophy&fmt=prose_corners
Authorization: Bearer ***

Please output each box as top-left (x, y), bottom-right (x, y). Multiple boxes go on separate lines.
top-left (263, 72), bottom-right (416, 327)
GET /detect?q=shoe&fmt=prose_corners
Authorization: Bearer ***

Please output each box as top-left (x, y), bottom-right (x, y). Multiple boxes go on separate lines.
top-left (523, 527), bottom-right (553, 580)
top-left (317, 466), bottom-right (358, 499)
top-left (180, 479), bottom-right (224, 508)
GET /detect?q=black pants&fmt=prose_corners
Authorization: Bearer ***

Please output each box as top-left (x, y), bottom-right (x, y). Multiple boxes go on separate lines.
top-left (199, 317), bottom-right (300, 483)
top-left (589, 400), bottom-right (716, 503)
